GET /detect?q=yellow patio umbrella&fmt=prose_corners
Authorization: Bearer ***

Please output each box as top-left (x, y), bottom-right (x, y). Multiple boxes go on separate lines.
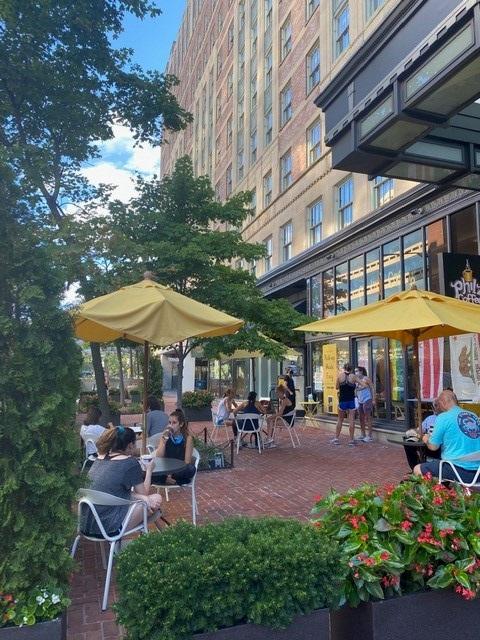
top-left (74, 273), bottom-right (243, 443)
top-left (295, 286), bottom-right (480, 429)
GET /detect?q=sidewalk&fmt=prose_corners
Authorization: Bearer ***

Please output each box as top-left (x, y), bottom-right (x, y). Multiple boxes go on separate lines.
top-left (68, 410), bottom-right (408, 639)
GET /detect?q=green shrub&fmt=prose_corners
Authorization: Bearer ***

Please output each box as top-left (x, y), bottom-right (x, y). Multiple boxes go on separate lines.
top-left (119, 402), bottom-right (143, 415)
top-left (192, 436), bottom-right (225, 470)
top-left (0, 189), bottom-right (82, 594)
top-left (182, 389), bottom-right (214, 408)
top-left (115, 518), bottom-right (343, 640)
top-left (147, 356), bottom-right (163, 400)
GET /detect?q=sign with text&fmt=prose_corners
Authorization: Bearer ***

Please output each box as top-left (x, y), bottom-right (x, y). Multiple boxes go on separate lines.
top-left (439, 253), bottom-right (480, 304)
top-left (323, 344), bottom-right (339, 414)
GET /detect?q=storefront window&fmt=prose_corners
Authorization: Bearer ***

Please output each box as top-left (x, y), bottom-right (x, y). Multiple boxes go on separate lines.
top-left (335, 262), bottom-right (349, 314)
top-left (450, 206), bottom-right (478, 255)
top-left (366, 249), bottom-right (380, 304)
top-left (426, 218), bottom-right (447, 292)
top-left (194, 358), bottom-right (209, 390)
top-left (389, 340), bottom-right (405, 421)
top-left (311, 274), bottom-right (322, 317)
top-left (349, 255), bottom-right (364, 309)
top-left (323, 269), bottom-right (335, 317)
top-left (383, 239), bottom-right (401, 297)
top-left (355, 338), bottom-right (369, 370)
top-left (403, 229), bottom-right (424, 289)
top-left (372, 338), bottom-right (387, 418)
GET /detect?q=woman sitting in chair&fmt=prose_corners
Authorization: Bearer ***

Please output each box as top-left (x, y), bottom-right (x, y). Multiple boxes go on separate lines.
top-left (80, 406), bottom-right (105, 457)
top-left (265, 385), bottom-right (293, 446)
top-left (87, 426), bottom-right (163, 534)
top-left (233, 391), bottom-right (266, 446)
top-left (215, 388), bottom-right (238, 437)
top-left (154, 409), bottom-right (196, 486)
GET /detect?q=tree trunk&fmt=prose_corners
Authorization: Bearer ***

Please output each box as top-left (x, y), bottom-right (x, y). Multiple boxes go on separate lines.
top-left (90, 342), bottom-right (111, 425)
top-left (116, 342), bottom-right (125, 405)
top-left (129, 346), bottom-right (134, 378)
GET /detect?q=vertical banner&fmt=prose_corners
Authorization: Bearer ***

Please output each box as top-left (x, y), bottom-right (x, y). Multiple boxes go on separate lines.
top-left (323, 344), bottom-right (338, 414)
top-left (419, 338), bottom-right (444, 400)
top-left (449, 334), bottom-right (480, 400)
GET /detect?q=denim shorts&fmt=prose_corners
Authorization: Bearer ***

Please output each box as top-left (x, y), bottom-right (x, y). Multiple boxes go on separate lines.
top-left (215, 418), bottom-right (225, 427)
top-left (339, 400), bottom-right (356, 411)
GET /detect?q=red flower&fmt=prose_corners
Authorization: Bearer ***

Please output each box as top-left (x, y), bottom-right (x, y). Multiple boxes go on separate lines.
top-left (433, 496), bottom-right (444, 505)
top-left (360, 533), bottom-right (369, 542)
top-left (314, 495), bottom-right (322, 502)
top-left (439, 528), bottom-right (454, 538)
top-left (349, 498), bottom-right (359, 507)
top-left (348, 515), bottom-right (360, 529)
top-left (400, 520), bottom-right (413, 531)
top-left (380, 551), bottom-right (390, 561)
top-left (423, 471), bottom-right (433, 481)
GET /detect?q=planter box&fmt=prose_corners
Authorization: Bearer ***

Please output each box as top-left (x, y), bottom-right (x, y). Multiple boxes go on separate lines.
top-left (331, 589), bottom-right (480, 640)
top-left (195, 608), bottom-right (330, 640)
top-left (183, 407), bottom-right (212, 422)
top-left (0, 616), bottom-right (65, 640)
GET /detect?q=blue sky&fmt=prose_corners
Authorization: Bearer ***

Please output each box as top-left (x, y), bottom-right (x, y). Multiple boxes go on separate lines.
top-left (116, 3), bottom-right (186, 72)
top-left (83, 2), bottom-right (187, 205)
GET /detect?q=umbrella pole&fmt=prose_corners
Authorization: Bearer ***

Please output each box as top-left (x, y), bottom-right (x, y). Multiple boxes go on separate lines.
top-left (412, 332), bottom-right (423, 433)
top-left (142, 341), bottom-right (149, 453)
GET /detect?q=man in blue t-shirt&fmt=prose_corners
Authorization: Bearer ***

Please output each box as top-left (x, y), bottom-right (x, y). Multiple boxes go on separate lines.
top-left (414, 389), bottom-right (480, 482)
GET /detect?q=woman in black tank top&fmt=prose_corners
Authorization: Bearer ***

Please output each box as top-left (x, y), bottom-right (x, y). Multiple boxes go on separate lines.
top-left (331, 363), bottom-right (358, 446)
top-left (154, 409), bottom-right (196, 485)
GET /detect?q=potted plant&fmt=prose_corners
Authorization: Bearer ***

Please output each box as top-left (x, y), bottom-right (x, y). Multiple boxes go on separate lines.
top-left (129, 387), bottom-right (141, 404)
top-left (182, 390), bottom-right (215, 422)
top-left (312, 475), bottom-right (480, 640)
top-left (115, 517), bottom-right (343, 640)
top-left (0, 588), bottom-right (68, 639)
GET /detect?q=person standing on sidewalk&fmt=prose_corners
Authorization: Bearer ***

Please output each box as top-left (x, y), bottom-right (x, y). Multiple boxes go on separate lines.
top-left (355, 366), bottom-right (375, 442)
top-left (331, 363), bottom-right (358, 446)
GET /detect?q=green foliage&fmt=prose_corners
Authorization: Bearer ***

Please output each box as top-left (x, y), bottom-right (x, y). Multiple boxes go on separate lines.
top-left (0, 171), bottom-right (82, 594)
top-left (312, 475), bottom-right (480, 607)
top-left (147, 355), bottom-right (163, 399)
top-left (115, 518), bottom-right (343, 640)
top-left (192, 436), bottom-right (226, 470)
top-left (77, 394), bottom-right (120, 415)
top-left (0, 587), bottom-right (69, 628)
top-left (105, 157), bottom-right (311, 360)
top-left (181, 390), bottom-right (214, 408)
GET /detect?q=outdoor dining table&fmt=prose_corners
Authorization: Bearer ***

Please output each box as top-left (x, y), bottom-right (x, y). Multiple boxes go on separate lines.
top-left (299, 400), bottom-right (321, 426)
top-left (140, 456), bottom-right (187, 475)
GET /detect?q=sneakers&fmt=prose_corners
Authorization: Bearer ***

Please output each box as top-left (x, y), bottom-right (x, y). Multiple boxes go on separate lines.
top-left (330, 437), bottom-right (340, 445)
top-left (348, 440), bottom-right (356, 446)
top-left (263, 441), bottom-right (277, 449)
top-left (362, 436), bottom-right (374, 443)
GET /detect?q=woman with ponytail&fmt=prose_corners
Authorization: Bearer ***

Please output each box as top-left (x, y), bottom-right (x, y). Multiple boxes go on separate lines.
top-left (154, 409), bottom-right (196, 485)
top-left (86, 426), bottom-right (163, 534)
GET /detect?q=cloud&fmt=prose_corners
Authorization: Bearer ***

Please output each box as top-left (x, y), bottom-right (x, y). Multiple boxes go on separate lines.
top-left (81, 161), bottom-right (137, 203)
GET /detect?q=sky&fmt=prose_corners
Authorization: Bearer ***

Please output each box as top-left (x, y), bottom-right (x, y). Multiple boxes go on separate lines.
top-left (83, 2), bottom-right (187, 204)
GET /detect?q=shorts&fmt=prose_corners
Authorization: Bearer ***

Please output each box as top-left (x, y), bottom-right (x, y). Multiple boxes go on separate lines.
top-left (339, 400), bottom-right (356, 411)
top-left (420, 460), bottom-right (479, 483)
top-left (358, 400), bottom-right (373, 416)
top-left (215, 417), bottom-right (225, 427)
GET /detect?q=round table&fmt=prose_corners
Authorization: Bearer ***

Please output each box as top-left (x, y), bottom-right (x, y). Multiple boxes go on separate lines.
top-left (142, 457), bottom-right (187, 475)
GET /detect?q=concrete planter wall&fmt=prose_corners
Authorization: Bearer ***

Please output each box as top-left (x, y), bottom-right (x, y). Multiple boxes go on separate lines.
top-left (331, 589), bottom-right (480, 640)
top-left (0, 616), bottom-right (65, 640)
top-left (183, 406), bottom-right (212, 422)
top-left (194, 608), bottom-right (330, 640)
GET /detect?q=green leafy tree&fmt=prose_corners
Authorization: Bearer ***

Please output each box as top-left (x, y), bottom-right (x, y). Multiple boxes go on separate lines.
top-left (0, 0), bottom-right (192, 420)
top-left (0, 166), bottom-right (82, 594)
top-left (106, 156), bottom-right (310, 401)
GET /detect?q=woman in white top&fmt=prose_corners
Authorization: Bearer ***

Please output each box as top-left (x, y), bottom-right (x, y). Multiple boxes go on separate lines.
top-left (215, 389), bottom-right (237, 437)
top-left (80, 406), bottom-right (106, 456)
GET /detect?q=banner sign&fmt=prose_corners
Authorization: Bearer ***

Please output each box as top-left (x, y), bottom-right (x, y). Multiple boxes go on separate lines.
top-left (323, 344), bottom-right (338, 414)
top-left (419, 338), bottom-right (444, 401)
top-left (439, 253), bottom-right (480, 304)
top-left (449, 334), bottom-right (480, 401)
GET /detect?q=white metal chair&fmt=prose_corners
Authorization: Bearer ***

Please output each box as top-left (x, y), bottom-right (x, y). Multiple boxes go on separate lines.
top-left (234, 413), bottom-right (264, 454)
top-left (151, 448), bottom-right (201, 525)
top-left (81, 438), bottom-right (98, 472)
top-left (146, 432), bottom-right (163, 455)
top-left (438, 451), bottom-right (480, 491)
top-left (71, 488), bottom-right (149, 610)
top-left (271, 410), bottom-right (300, 448)
top-left (209, 409), bottom-right (231, 444)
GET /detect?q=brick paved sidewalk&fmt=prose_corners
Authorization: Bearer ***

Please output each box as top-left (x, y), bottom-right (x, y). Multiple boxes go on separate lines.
top-left (68, 418), bottom-right (408, 639)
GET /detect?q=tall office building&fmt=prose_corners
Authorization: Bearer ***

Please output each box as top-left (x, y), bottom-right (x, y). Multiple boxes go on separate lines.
top-left (162, 0), bottom-right (480, 428)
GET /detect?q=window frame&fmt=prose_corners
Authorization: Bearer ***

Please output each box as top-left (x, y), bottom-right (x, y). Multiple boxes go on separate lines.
top-left (306, 42), bottom-right (320, 93)
top-left (307, 118), bottom-right (322, 166)
top-left (264, 235), bottom-right (273, 272)
top-left (333, 0), bottom-right (350, 59)
top-left (280, 82), bottom-right (292, 127)
top-left (308, 200), bottom-right (323, 246)
top-left (306, 0), bottom-right (320, 20)
top-left (263, 170), bottom-right (273, 207)
top-left (280, 15), bottom-right (292, 62)
top-left (372, 175), bottom-right (394, 209)
top-left (226, 164), bottom-right (233, 197)
top-left (336, 175), bottom-right (354, 230)
top-left (365, 0), bottom-right (385, 20)
top-left (280, 149), bottom-right (293, 192)
top-left (264, 108), bottom-right (273, 145)
top-left (281, 221), bottom-right (293, 262)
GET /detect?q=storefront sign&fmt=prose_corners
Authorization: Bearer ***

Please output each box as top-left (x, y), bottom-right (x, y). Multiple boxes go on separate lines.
top-left (439, 253), bottom-right (480, 304)
top-left (322, 344), bottom-right (338, 414)
top-left (449, 334), bottom-right (480, 401)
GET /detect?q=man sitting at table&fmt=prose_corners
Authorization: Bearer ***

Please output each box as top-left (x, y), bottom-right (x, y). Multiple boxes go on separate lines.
top-left (413, 389), bottom-right (480, 482)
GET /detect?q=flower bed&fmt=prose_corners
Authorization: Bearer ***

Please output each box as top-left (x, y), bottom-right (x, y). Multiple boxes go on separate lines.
top-left (0, 589), bottom-right (68, 639)
top-left (312, 475), bottom-right (480, 607)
